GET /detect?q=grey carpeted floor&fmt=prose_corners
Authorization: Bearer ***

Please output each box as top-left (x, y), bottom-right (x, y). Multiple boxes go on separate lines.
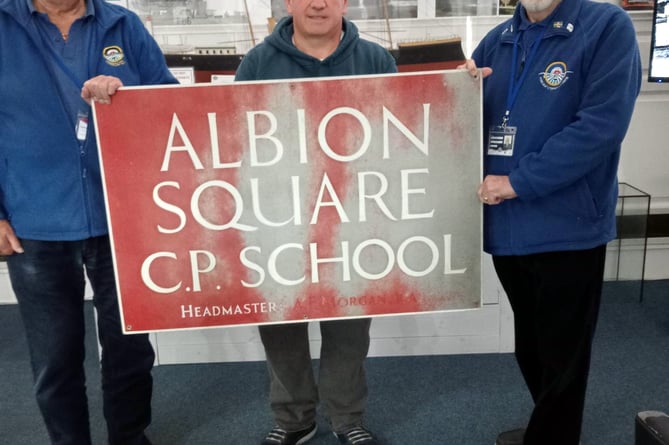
top-left (1, 280), bottom-right (667, 444)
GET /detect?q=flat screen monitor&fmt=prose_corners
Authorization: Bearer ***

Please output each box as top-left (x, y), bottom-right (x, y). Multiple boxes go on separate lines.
top-left (649, 0), bottom-right (669, 82)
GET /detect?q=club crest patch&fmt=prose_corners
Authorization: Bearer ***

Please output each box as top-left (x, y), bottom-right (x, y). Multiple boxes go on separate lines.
top-left (102, 46), bottom-right (126, 67)
top-left (539, 61), bottom-right (572, 90)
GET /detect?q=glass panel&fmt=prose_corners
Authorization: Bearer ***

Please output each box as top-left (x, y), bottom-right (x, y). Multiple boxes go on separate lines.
top-left (271, 0), bottom-right (288, 20)
top-left (271, 0), bottom-right (417, 20)
top-left (386, 0), bottom-right (418, 19)
top-left (130, 0), bottom-right (256, 25)
top-left (125, 0), bottom-right (643, 25)
top-left (435, 0), bottom-right (498, 17)
top-left (605, 182), bottom-right (650, 301)
top-left (499, 0), bottom-right (518, 15)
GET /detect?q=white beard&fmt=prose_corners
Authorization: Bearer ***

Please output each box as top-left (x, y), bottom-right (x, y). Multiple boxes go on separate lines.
top-left (519, 0), bottom-right (558, 13)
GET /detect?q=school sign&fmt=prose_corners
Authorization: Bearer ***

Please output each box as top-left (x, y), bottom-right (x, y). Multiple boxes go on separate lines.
top-left (93, 70), bottom-right (483, 333)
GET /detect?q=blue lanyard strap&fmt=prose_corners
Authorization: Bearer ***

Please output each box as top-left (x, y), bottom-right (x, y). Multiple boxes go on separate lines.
top-left (503, 25), bottom-right (548, 126)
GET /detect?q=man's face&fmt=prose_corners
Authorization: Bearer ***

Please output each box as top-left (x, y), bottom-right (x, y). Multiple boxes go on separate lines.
top-left (519, 0), bottom-right (559, 14)
top-left (286, 0), bottom-right (348, 38)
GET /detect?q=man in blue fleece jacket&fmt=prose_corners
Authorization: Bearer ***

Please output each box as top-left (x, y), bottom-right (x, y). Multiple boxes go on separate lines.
top-left (235, 1), bottom-right (396, 444)
top-left (464, 0), bottom-right (641, 444)
top-left (0, 0), bottom-right (177, 443)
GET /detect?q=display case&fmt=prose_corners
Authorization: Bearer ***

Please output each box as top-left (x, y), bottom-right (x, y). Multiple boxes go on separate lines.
top-left (609, 182), bottom-right (651, 301)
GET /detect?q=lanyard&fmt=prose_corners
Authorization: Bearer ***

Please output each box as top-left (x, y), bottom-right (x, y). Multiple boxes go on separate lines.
top-left (30, 16), bottom-right (95, 148)
top-left (503, 25), bottom-right (548, 127)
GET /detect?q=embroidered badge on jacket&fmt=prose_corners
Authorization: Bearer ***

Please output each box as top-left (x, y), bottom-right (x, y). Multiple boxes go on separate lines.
top-left (102, 46), bottom-right (126, 67)
top-left (539, 61), bottom-right (572, 89)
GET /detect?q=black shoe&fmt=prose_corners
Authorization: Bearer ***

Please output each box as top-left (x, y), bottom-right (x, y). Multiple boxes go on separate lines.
top-left (495, 428), bottom-right (525, 445)
top-left (261, 423), bottom-right (317, 445)
top-left (334, 426), bottom-right (378, 444)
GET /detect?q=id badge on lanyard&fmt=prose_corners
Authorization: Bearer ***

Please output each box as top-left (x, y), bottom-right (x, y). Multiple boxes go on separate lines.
top-left (76, 110), bottom-right (89, 143)
top-left (487, 125), bottom-right (516, 156)
top-left (487, 26), bottom-right (547, 158)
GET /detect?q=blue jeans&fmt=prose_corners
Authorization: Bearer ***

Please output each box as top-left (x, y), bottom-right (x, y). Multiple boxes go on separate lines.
top-left (7, 236), bottom-right (154, 445)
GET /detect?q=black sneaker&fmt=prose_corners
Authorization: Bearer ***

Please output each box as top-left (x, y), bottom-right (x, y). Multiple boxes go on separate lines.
top-left (495, 428), bottom-right (524, 445)
top-left (261, 424), bottom-right (317, 445)
top-left (334, 427), bottom-right (378, 444)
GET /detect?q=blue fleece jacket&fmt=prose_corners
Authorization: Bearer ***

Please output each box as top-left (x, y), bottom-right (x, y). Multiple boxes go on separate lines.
top-left (0, 0), bottom-right (177, 240)
top-left (473, 0), bottom-right (641, 256)
top-left (234, 16), bottom-right (397, 82)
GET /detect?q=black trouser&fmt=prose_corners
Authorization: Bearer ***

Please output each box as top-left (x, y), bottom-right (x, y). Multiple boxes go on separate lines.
top-left (493, 245), bottom-right (606, 445)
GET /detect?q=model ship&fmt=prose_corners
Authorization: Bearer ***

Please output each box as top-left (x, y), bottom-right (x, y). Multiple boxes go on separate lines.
top-left (164, 36), bottom-right (465, 82)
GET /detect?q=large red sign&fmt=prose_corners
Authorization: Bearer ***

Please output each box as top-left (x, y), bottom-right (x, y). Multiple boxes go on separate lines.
top-left (93, 71), bottom-right (483, 333)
